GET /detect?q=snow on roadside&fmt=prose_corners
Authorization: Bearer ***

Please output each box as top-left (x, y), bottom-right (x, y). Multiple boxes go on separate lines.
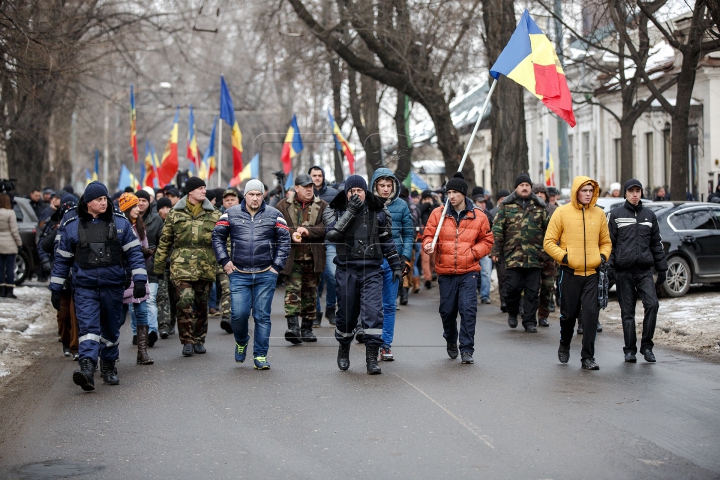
top-left (601, 288), bottom-right (720, 360)
top-left (0, 284), bottom-right (56, 395)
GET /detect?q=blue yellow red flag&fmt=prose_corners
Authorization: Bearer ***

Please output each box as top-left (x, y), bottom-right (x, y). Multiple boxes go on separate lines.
top-left (187, 105), bottom-right (199, 169)
top-left (93, 149), bottom-right (99, 181)
top-left (158, 107), bottom-right (179, 186)
top-left (143, 141), bottom-right (157, 188)
top-left (199, 116), bottom-right (218, 181)
top-left (327, 110), bottom-right (355, 174)
top-left (490, 10), bottom-right (575, 127)
top-left (130, 85), bottom-right (138, 162)
top-left (230, 153), bottom-right (259, 187)
top-left (220, 76), bottom-right (244, 178)
top-left (118, 164), bottom-right (140, 191)
top-left (545, 139), bottom-right (556, 187)
top-left (280, 114), bottom-right (304, 174)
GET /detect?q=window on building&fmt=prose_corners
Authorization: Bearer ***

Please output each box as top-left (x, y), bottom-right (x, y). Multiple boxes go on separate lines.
top-left (646, 132), bottom-right (654, 193)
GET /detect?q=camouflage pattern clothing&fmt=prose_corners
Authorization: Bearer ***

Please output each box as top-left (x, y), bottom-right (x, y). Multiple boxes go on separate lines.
top-left (175, 280), bottom-right (211, 345)
top-left (490, 191), bottom-right (549, 269)
top-left (217, 271), bottom-right (231, 318)
top-left (156, 278), bottom-right (174, 332)
top-left (154, 196), bottom-right (220, 344)
top-left (538, 257), bottom-right (557, 319)
top-left (283, 260), bottom-right (320, 321)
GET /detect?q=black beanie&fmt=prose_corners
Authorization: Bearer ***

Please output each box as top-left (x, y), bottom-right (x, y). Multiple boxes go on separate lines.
top-left (471, 186), bottom-right (484, 199)
top-left (135, 189), bottom-right (151, 202)
top-left (514, 173), bottom-right (532, 188)
top-left (445, 172), bottom-right (468, 196)
top-left (497, 189), bottom-right (511, 200)
top-left (156, 197), bottom-right (173, 210)
top-left (185, 176), bottom-right (206, 193)
top-left (421, 189), bottom-right (433, 199)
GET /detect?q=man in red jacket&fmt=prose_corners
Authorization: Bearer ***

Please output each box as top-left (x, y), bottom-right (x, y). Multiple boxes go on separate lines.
top-left (422, 173), bottom-right (494, 364)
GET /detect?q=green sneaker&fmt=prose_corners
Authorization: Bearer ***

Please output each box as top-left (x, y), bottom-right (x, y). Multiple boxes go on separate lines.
top-left (235, 343), bottom-right (248, 363)
top-left (253, 356), bottom-right (270, 370)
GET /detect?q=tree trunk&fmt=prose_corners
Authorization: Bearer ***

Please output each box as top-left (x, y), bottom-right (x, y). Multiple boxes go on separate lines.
top-left (619, 121), bottom-right (635, 183)
top-left (394, 93), bottom-right (413, 183)
top-left (328, 56), bottom-right (345, 181)
top-left (670, 51), bottom-right (698, 199)
top-left (483, 0), bottom-right (528, 194)
top-left (348, 69), bottom-right (382, 178)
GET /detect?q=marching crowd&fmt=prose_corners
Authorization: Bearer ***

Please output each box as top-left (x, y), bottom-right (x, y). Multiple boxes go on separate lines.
top-left (0, 166), bottom-right (667, 392)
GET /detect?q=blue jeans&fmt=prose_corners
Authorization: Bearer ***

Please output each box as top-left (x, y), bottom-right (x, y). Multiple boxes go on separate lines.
top-left (0, 253), bottom-right (15, 286)
top-left (316, 244), bottom-right (337, 311)
top-left (229, 270), bottom-right (277, 357)
top-left (413, 242), bottom-right (421, 276)
top-left (130, 283), bottom-right (159, 334)
top-left (209, 281), bottom-right (218, 310)
top-left (478, 255), bottom-right (492, 301)
top-left (380, 258), bottom-right (399, 346)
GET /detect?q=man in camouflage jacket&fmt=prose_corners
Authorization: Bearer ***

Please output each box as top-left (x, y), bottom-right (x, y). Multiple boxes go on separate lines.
top-left (154, 178), bottom-right (221, 357)
top-left (490, 174), bottom-right (549, 332)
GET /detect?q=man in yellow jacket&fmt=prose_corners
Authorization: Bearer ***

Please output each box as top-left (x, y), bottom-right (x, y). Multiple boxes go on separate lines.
top-left (543, 176), bottom-right (612, 370)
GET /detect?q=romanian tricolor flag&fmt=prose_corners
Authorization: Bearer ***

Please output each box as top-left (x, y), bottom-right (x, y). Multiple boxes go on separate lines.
top-left (198, 116), bottom-right (218, 181)
top-left (280, 114), bottom-right (304, 174)
top-left (490, 10), bottom-right (576, 127)
top-left (93, 149), bottom-right (100, 181)
top-left (220, 76), bottom-right (243, 178)
top-left (130, 85), bottom-right (138, 162)
top-left (142, 141), bottom-right (158, 188)
top-left (158, 107), bottom-right (179, 186)
top-left (187, 105), bottom-right (199, 169)
top-left (118, 164), bottom-right (141, 191)
top-left (544, 139), bottom-right (556, 187)
top-left (328, 109), bottom-right (355, 174)
top-left (230, 153), bottom-right (259, 187)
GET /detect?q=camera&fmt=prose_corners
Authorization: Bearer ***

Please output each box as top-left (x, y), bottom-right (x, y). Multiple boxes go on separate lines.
top-left (0, 179), bottom-right (16, 193)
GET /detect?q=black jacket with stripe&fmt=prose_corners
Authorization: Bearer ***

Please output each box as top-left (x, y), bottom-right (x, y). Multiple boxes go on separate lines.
top-left (607, 200), bottom-right (667, 273)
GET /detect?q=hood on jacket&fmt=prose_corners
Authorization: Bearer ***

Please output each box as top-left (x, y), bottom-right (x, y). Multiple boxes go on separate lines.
top-left (77, 197), bottom-right (114, 222)
top-left (370, 167), bottom-right (400, 204)
top-left (501, 191), bottom-right (547, 208)
top-left (308, 165), bottom-right (328, 189)
top-left (173, 195), bottom-right (215, 212)
top-left (329, 189), bottom-right (386, 212)
top-left (570, 176), bottom-right (599, 209)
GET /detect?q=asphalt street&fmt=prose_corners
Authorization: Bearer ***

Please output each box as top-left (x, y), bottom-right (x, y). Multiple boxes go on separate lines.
top-left (0, 285), bottom-right (719, 479)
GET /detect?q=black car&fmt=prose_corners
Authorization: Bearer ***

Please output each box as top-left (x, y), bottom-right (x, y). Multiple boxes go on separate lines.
top-left (657, 202), bottom-right (720, 297)
top-left (11, 197), bottom-right (41, 285)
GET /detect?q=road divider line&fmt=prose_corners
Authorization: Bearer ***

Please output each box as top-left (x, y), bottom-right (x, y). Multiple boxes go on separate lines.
top-left (394, 373), bottom-right (494, 449)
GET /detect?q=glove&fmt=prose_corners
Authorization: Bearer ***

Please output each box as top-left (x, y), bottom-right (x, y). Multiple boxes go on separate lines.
top-left (51, 291), bottom-right (62, 311)
top-left (400, 256), bottom-right (412, 277)
top-left (656, 271), bottom-right (667, 286)
top-left (133, 280), bottom-right (147, 299)
top-left (346, 194), bottom-right (363, 215)
top-left (42, 259), bottom-right (53, 276)
top-left (391, 266), bottom-right (404, 284)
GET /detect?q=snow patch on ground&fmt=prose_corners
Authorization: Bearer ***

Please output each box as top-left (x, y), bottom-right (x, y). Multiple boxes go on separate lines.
top-left (601, 288), bottom-right (720, 359)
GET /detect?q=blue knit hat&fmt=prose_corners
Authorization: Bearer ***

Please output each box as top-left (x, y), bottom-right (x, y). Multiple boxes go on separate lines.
top-left (83, 181), bottom-right (109, 203)
top-left (344, 175), bottom-right (367, 192)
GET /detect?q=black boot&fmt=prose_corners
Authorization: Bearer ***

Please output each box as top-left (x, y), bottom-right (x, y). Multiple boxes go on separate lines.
top-left (325, 306), bottom-right (336, 326)
top-left (100, 359), bottom-right (120, 385)
top-left (5, 286), bottom-right (16, 299)
top-left (159, 324), bottom-right (169, 339)
top-left (220, 317), bottom-right (233, 333)
top-left (136, 325), bottom-right (154, 365)
top-left (399, 287), bottom-right (409, 306)
top-left (300, 318), bottom-right (317, 342)
top-left (337, 343), bottom-right (350, 371)
top-left (0, 285), bottom-right (5, 297)
top-left (73, 358), bottom-right (95, 391)
top-left (284, 316), bottom-right (302, 344)
top-left (366, 345), bottom-right (381, 375)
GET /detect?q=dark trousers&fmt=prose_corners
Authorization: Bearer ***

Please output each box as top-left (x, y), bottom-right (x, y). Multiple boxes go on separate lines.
top-left (438, 272), bottom-right (479, 355)
top-left (495, 256), bottom-right (507, 303)
top-left (538, 258), bottom-right (557, 319)
top-left (615, 270), bottom-right (659, 354)
top-left (74, 286), bottom-right (124, 363)
top-left (506, 267), bottom-right (541, 327)
top-left (0, 253), bottom-right (15, 286)
top-left (558, 267), bottom-right (599, 360)
top-left (335, 266), bottom-right (384, 348)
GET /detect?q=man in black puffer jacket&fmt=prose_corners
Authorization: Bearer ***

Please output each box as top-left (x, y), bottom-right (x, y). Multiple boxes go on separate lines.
top-left (607, 179), bottom-right (667, 364)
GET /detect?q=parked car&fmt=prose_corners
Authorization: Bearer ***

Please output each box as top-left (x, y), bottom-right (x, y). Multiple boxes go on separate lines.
top-left (11, 197), bottom-right (40, 285)
top-left (595, 197), bottom-right (655, 213)
top-left (656, 202), bottom-right (720, 297)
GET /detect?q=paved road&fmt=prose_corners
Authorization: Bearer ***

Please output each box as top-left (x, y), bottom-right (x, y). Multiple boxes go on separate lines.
top-left (1, 286), bottom-right (719, 479)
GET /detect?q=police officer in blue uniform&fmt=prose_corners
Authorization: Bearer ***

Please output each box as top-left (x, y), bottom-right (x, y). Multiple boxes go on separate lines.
top-left (324, 175), bottom-right (402, 375)
top-left (49, 181), bottom-right (147, 391)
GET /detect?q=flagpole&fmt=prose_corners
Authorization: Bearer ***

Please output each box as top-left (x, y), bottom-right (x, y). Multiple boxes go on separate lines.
top-left (431, 79), bottom-right (497, 250)
top-left (218, 118), bottom-right (223, 189)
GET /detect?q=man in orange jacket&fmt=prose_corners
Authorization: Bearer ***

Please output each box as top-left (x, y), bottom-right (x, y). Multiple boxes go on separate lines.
top-left (543, 176), bottom-right (612, 370)
top-left (422, 173), bottom-right (494, 364)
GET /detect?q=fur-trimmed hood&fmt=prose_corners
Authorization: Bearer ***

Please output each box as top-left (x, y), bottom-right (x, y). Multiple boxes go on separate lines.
top-left (501, 191), bottom-right (546, 208)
